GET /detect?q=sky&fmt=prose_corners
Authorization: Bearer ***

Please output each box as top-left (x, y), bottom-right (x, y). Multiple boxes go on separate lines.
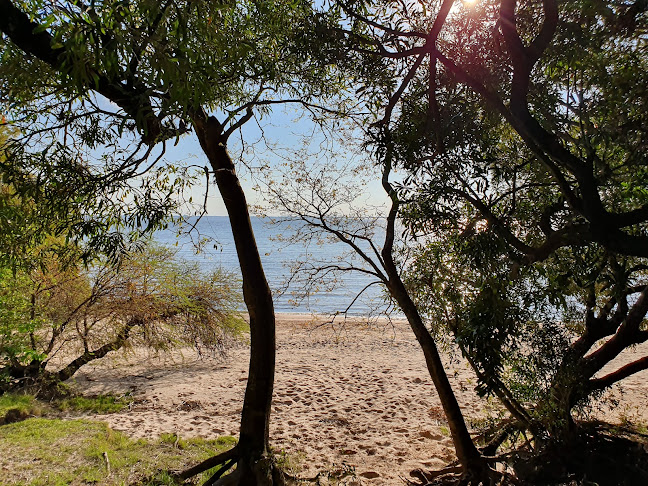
top-left (158, 106), bottom-right (392, 217)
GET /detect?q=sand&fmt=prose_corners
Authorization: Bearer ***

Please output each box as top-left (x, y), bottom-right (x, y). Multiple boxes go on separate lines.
top-left (70, 314), bottom-right (648, 485)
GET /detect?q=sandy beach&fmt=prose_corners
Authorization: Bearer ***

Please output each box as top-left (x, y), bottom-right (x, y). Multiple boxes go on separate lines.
top-left (70, 314), bottom-right (648, 485)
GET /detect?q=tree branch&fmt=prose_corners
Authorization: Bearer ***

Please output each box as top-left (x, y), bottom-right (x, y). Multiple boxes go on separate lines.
top-left (379, 52), bottom-right (426, 126)
top-left (336, 0), bottom-right (427, 39)
top-left (584, 286), bottom-right (648, 376)
top-left (588, 355), bottom-right (648, 392)
top-left (0, 0), bottom-right (168, 144)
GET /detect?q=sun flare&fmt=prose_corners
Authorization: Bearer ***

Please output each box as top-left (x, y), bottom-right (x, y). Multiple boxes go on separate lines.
top-left (450, 0), bottom-right (479, 13)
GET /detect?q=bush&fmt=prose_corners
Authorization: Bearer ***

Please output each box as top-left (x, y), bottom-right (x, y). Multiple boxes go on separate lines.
top-left (0, 242), bottom-right (246, 391)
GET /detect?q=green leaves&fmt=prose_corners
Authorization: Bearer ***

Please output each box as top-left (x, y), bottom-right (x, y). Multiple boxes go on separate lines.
top-left (0, 266), bottom-right (47, 369)
top-left (0, 132), bottom-right (192, 269)
top-left (0, 240), bottom-right (246, 383)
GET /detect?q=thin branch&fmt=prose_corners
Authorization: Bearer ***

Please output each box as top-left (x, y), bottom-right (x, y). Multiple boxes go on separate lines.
top-left (340, 280), bottom-right (383, 315)
top-left (379, 52), bottom-right (426, 126)
top-left (128, 0), bottom-right (173, 76)
top-left (446, 186), bottom-right (534, 256)
top-left (298, 215), bottom-right (388, 282)
top-left (223, 107), bottom-right (254, 140)
top-left (336, 0), bottom-right (427, 39)
top-left (427, 0), bottom-right (455, 44)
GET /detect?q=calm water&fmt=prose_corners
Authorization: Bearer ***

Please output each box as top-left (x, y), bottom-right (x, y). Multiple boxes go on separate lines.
top-left (155, 216), bottom-right (389, 315)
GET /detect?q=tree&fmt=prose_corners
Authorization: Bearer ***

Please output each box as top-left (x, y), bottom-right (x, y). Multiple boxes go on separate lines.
top-left (1, 242), bottom-right (245, 390)
top-left (0, 1), bottom-right (339, 483)
top-left (398, 95), bottom-right (648, 483)
top-left (260, 146), bottom-right (492, 483)
top-left (317, 0), bottom-right (648, 481)
top-left (282, 0), bottom-right (648, 482)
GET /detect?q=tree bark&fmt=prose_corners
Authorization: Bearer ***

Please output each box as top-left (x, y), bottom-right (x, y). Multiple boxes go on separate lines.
top-left (192, 111), bottom-right (276, 485)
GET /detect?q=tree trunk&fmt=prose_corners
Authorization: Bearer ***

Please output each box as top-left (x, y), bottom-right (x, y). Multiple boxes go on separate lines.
top-left (54, 322), bottom-right (136, 382)
top-left (193, 112), bottom-right (277, 485)
top-left (379, 148), bottom-right (486, 480)
top-left (4, 360), bottom-right (44, 381)
top-left (386, 276), bottom-right (486, 476)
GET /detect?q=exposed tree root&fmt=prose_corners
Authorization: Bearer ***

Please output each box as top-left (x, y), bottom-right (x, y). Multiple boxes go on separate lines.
top-left (408, 459), bottom-right (517, 486)
top-left (409, 421), bottom-right (648, 486)
top-left (279, 463), bottom-right (356, 485)
top-left (203, 458), bottom-right (237, 486)
top-left (409, 465), bottom-right (463, 484)
top-left (174, 446), bottom-right (292, 486)
top-left (175, 446), bottom-right (240, 481)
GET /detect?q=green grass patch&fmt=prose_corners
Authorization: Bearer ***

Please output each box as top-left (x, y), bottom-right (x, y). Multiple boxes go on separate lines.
top-left (0, 417), bottom-right (236, 485)
top-left (272, 448), bottom-right (306, 477)
top-left (0, 393), bottom-right (47, 420)
top-left (57, 393), bottom-right (133, 414)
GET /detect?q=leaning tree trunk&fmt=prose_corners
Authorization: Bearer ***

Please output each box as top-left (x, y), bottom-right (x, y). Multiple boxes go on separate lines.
top-left (54, 320), bottom-right (137, 382)
top-left (380, 165), bottom-right (487, 483)
top-left (385, 275), bottom-right (487, 478)
top-left (191, 111), bottom-right (278, 486)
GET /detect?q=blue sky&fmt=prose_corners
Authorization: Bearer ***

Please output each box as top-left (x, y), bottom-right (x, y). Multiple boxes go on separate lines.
top-left (160, 106), bottom-right (391, 217)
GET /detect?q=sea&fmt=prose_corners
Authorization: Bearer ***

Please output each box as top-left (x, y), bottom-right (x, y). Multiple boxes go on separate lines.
top-left (154, 216), bottom-right (390, 316)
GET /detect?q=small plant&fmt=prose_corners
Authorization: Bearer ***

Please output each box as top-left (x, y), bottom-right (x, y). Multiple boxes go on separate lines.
top-left (273, 448), bottom-right (305, 477)
top-left (1, 242), bottom-right (246, 392)
top-left (323, 462), bottom-right (356, 485)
